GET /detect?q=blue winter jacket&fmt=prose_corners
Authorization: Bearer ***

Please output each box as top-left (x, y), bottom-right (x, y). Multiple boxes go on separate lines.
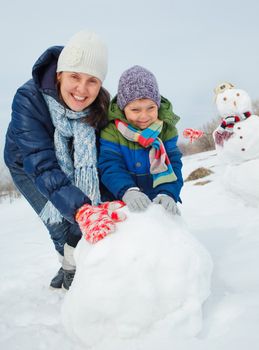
top-left (4, 46), bottom-right (92, 223)
top-left (98, 97), bottom-right (183, 202)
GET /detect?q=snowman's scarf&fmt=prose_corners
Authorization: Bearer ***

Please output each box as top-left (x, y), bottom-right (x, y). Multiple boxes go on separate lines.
top-left (39, 94), bottom-right (101, 224)
top-left (217, 111), bottom-right (251, 134)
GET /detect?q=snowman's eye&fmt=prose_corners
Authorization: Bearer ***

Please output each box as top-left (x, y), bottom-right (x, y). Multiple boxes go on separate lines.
top-left (236, 93), bottom-right (240, 97)
top-left (223, 97), bottom-right (227, 101)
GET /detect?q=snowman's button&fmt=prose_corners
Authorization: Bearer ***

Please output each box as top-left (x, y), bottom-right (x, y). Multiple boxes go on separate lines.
top-left (240, 136), bottom-right (243, 139)
top-left (237, 126), bottom-right (241, 130)
top-left (241, 148), bottom-right (245, 151)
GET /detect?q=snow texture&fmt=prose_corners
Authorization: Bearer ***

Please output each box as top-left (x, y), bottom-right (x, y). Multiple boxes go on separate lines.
top-left (62, 205), bottom-right (212, 348)
top-left (1, 150), bottom-right (259, 350)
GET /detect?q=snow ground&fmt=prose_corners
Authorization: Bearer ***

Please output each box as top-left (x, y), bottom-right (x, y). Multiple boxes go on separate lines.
top-left (1, 149), bottom-right (259, 350)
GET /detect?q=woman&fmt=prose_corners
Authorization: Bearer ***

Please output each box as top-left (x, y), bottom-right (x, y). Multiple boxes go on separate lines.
top-left (4, 30), bottom-right (111, 290)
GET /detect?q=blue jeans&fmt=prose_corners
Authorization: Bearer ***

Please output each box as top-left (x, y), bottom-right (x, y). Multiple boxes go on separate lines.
top-left (9, 167), bottom-right (81, 255)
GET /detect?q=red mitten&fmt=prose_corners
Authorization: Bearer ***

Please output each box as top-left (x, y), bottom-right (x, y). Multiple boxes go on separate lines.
top-left (214, 115), bottom-right (240, 146)
top-left (183, 128), bottom-right (204, 143)
top-left (75, 201), bottom-right (126, 244)
top-left (98, 200), bottom-right (126, 222)
top-left (213, 130), bottom-right (233, 146)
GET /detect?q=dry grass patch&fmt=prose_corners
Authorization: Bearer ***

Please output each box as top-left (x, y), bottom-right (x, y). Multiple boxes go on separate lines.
top-left (193, 180), bottom-right (212, 186)
top-left (185, 167), bottom-right (213, 182)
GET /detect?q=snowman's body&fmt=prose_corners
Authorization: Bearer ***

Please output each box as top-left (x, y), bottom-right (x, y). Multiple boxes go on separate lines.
top-left (214, 86), bottom-right (259, 203)
top-left (216, 115), bottom-right (259, 165)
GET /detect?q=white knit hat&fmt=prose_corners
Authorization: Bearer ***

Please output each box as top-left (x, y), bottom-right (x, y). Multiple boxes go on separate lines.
top-left (57, 30), bottom-right (108, 82)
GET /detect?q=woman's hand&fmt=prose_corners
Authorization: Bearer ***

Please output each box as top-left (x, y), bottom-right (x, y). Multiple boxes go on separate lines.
top-left (76, 201), bottom-right (126, 244)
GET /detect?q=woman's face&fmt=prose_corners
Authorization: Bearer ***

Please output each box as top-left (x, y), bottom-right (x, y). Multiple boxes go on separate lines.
top-left (124, 98), bottom-right (159, 129)
top-left (57, 72), bottom-right (102, 111)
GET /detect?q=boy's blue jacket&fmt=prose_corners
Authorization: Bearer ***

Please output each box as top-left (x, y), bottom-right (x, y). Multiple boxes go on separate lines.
top-left (4, 46), bottom-right (91, 223)
top-left (98, 96), bottom-right (183, 202)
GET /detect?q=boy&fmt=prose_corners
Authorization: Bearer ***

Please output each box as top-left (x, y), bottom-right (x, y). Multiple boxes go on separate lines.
top-left (98, 65), bottom-right (183, 215)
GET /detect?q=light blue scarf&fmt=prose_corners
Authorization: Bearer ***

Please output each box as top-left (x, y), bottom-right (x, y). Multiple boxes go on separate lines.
top-left (40, 94), bottom-right (101, 224)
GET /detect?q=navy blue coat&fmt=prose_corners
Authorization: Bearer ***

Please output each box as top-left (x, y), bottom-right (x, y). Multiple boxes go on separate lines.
top-left (4, 46), bottom-right (92, 223)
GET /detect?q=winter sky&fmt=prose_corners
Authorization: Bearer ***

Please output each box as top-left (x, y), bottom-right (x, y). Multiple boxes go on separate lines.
top-left (1, 0), bottom-right (259, 164)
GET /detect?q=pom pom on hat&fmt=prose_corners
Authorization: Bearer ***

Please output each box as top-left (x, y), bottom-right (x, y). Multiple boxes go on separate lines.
top-left (117, 65), bottom-right (161, 110)
top-left (57, 30), bottom-right (108, 82)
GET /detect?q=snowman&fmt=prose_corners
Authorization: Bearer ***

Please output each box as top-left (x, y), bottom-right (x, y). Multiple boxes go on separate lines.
top-left (213, 83), bottom-right (259, 204)
top-left (61, 205), bottom-right (212, 349)
top-left (213, 82), bottom-right (259, 163)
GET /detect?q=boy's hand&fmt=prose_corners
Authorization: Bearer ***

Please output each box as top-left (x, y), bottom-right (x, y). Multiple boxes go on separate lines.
top-left (122, 188), bottom-right (151, 212)
top-left (153, 194), bottom-right (181, 216)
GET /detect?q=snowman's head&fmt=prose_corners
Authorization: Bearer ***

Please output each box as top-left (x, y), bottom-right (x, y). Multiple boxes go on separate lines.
top-left (216, 88), bottom-right (252, 117)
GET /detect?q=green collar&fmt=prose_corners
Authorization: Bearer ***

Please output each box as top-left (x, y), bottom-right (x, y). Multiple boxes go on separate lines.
top-left (108, 95), bottom-right (180, 129)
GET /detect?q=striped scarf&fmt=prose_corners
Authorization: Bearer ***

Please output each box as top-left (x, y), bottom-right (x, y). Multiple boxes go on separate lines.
top-left (39, 94), bottom-right (101, 224)
top-left (217, 111), bottom-right (251, 134)
top-left (115, 119), bottom-right (177, 187)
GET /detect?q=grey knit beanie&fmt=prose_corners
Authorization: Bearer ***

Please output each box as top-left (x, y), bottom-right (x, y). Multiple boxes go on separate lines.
top-left (117, 65), bottom-right (161, 110)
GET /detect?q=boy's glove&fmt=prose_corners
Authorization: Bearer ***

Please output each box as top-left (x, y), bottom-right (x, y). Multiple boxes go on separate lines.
top-left (75, 201), bottom-right (126, 244)
top-left (153, 194), bottom-right (181, 216)
top-left (122, 188), bottom-right (151, 212)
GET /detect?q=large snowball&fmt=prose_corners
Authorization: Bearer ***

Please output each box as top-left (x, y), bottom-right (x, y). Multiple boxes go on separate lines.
top-left (62, 204), bottom-right (212, 348)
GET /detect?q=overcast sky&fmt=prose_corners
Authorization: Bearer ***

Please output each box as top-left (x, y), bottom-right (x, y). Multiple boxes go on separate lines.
top-left (1, 0), bottom-right (259, 161)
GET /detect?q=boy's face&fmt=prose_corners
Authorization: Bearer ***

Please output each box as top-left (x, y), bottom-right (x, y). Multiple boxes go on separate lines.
top-left (124, 98), bottom-right (159, 129)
